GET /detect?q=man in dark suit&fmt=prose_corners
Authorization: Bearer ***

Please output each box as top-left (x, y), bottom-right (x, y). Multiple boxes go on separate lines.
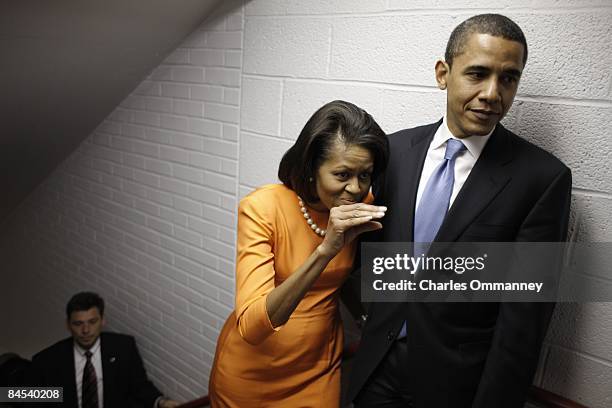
top-left (347, 14), bottom-right (572, 408)
top-left (29, 292), bottom-right (179, 408)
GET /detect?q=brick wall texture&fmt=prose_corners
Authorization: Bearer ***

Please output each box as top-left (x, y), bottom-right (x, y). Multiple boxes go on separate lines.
top-left (1, 0), bottom-right (610, 405)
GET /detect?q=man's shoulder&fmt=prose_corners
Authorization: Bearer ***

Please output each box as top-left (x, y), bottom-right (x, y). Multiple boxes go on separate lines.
top-left (100, 332), bottom-right (137, 349)
top-left (388, 121), bottom-right (440, 138)
top-left (32, 337), bottom-right (72, 362)
top-left (503, 125), bottom-right (570, 173)
top-left (387, 121), bottom-right (441, 146)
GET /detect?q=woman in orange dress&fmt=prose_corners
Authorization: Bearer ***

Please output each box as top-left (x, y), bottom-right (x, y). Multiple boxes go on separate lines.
top-left (209, 100), bottom-right (389, 407)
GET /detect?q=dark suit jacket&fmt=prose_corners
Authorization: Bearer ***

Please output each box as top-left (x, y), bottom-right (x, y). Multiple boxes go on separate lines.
top-left (346, 120), bottom-right (572, 408)
top-left (29, 332), bottom-right (162, 408)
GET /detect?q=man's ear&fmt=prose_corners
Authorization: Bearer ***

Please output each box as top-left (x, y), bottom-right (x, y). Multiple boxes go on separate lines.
top-left (435, 60), bottom-right (450, 90)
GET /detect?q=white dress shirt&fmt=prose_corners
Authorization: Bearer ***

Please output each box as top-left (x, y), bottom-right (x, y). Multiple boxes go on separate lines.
top-left (73, 337), bottom-right (164, 408)
top-left (74, 339), bottom-right (104, 408)
top-left (415, 117), bottom-right (493, 213)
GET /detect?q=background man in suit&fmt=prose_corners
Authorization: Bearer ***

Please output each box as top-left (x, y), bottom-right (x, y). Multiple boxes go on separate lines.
top-left (347, 14), bottom-right (572, 408)
top-left (29, 292), bottom-right (179, 408)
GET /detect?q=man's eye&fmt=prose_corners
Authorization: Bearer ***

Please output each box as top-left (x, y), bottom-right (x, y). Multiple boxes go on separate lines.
top-left (336, 172), bottom-right (349, 179)
top-left (501, 75), bottom-right (518, 84)
top-left (467, 72), bottom-right (485, 79)
top-left (359, 173), bottom-right (372, 180)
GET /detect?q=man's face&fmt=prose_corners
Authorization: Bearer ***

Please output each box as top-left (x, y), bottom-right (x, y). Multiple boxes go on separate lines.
top-left (436, 33), bottom-right (525, 138)
top-left (67, 307), bottom-right (105, 349)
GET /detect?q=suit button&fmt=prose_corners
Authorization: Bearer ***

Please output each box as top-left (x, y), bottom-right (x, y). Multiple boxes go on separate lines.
top-left (387, 331), bottom-right (394, 341)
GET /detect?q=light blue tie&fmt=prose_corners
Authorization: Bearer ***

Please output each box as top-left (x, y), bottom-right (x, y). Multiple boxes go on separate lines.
top-left (414, 138), bottom-right (466, 246)
top-left (397, 138), bottom-right (466, 339)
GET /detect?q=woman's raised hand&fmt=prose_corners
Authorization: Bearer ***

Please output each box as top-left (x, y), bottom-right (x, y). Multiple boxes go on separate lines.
top-left (318, 203), bottom-right (386, 259)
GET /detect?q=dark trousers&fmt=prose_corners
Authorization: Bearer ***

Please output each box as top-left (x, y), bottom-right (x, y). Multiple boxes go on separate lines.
top-left (353, 338), bottom-right (415, 407)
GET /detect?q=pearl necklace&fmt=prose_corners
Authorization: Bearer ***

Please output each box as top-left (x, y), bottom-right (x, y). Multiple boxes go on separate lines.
top-left (298, 197), bottom-right (326, 237)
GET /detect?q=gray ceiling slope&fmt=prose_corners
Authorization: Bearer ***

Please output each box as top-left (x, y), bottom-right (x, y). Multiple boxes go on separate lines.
top-left (0, 0), bottom-right (223, 224)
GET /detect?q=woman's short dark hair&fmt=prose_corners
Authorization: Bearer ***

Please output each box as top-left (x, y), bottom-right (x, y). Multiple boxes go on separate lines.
top-left (278, 100), bottom-right (389, 204)
top-left (66, 291), bottom-right (105, 319)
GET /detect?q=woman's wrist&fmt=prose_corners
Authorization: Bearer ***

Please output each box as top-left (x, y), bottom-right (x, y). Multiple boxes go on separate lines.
top-left (315, 244), bottom-right (336, 261)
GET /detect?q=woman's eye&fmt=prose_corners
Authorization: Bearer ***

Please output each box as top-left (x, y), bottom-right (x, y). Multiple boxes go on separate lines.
top-left (359, 173), bottom-right (371, 180)
top-left (336, 172), bottom-right (349, 179)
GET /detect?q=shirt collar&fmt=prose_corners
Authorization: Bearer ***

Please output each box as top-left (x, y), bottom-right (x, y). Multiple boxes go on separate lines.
top-left (430, 116), bottom-right (493, 161)
top-left (74, 337), bottom-right (101, 357)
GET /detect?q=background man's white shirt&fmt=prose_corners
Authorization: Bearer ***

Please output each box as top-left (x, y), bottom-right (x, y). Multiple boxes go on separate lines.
top-left (74, 339), bottom-right (104, 408)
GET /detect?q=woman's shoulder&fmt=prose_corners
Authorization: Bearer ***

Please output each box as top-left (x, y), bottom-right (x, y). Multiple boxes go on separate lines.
top-left (240, 184), bottom-right (297, 210)
top-left (239, 184), bottom-right (298, 230)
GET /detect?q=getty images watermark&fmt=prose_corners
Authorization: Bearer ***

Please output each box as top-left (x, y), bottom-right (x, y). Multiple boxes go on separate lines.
top-left (360, 242), bottom-right (612, 302)
top-left (372, 251), bottom-right (543, 294)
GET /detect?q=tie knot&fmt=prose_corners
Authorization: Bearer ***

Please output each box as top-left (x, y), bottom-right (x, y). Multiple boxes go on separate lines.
top-left (85, 351), bottom-right (92, 360)
top-left (444, 138), bottom-right (466, 160)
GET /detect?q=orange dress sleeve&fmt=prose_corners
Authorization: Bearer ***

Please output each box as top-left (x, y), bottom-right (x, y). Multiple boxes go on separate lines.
top-left (233, 192), bottom-right (282, 345)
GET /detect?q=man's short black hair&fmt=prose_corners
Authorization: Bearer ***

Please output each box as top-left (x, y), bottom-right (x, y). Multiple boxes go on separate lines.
top-left (66, 292), bottom-right (105, 319)
top-left (445, 14), bottom-right (528, 67)
top-left (278, 100), bottom-right (389, 205)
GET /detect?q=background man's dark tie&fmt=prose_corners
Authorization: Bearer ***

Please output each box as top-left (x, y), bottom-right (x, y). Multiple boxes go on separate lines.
top-left (82, 351), bottom-right (99, 408)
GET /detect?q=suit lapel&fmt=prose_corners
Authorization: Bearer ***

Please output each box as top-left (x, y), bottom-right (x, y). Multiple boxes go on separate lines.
top-left (397, 121), bottom-right (441, 242)
top-left (435, 124), bottom-right (513, 242)
top-left (100, 333), bottom-right (117, 407)
top-left (61, 340), bottom-right (78, 407)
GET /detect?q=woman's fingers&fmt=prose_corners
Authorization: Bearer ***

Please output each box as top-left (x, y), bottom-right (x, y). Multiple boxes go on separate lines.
top-left (328, 216), bottom-right (380, 237)
top-left (341, 215), bottom-right (376, 227)
top-left (332, 204), bottom-right (387, 221)
top-left (346, 210), bottom-right (386, 220)
top-left (336, 203), bottom-right (387, 212)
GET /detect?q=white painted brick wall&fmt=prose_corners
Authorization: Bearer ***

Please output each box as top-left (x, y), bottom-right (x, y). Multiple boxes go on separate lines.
top-left (0, 0), bottom-right (244, 402)
top-left (1, 1), bottom-right (611, 406)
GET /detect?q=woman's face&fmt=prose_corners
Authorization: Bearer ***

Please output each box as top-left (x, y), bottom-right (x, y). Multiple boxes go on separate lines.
top-left (313, 141), bottom-right (374, 210)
